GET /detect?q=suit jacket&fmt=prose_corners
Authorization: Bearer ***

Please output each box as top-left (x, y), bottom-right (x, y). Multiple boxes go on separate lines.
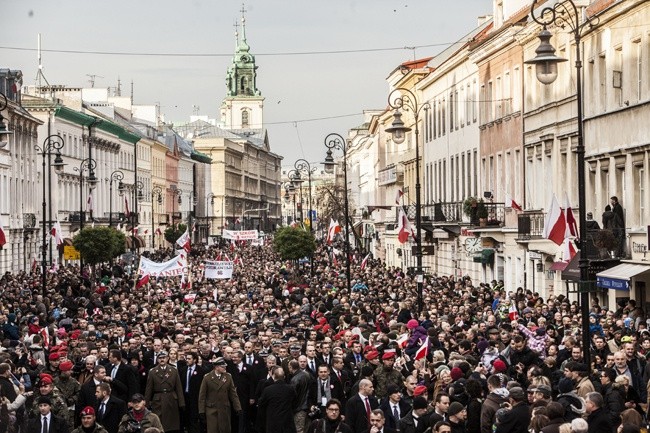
top-left (227, 362), bottom-right (256, 407)
top-left (26, 414), bottom-right (69, 433)
top-left (178, 363), bottom-right (206, 408)
top-left (305, 358), bottom-right (320, 377)
top-left (310, 376), bottom-right (345, 408)
top-left (331, 369), bottom-right (352, 404)
top-left (243, 353), bottom-right (267, 383)
top-left (258, 381), bottom-right (298, 433)
top-left (106, 363), bottom-right (139, 403)
top-left (379, 398), bottom-right (411, 430)
top-left (345, 394), bottom-right (379, 433)
top-left (318, 354), bottom-right (333, 367)
top-left (76, 379), bottom-right (101, 424)
top-left (95, 396), bottom-right (127, 433)
top-left (399, 411), bottom-right (431, 433)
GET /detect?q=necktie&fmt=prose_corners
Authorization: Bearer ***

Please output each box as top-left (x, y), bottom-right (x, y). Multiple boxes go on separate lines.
top-left (186, 367), bottom-right (192, 393)
top-left (248, 356), bottom-right (253, 365)
top-left (364, 397), bottom-right (371, 420)
top-left (393, 405), bottom-right (399, 421)
top-left (99, 402), bottom-right (106, 418)
top-left (42, 416), bottom-right (48, 433)
top-left (413, 416), bottom-right (419, 428)
top-left (310, 360), bottom-right (315, 371)
top-left (356, 354), bottom-right (361, 363)
top-left (337, 371), bottom-right (341, 381)
top-left (320, 381), bottom-right (326, 402)
top-left (111, 365), bottom-right (117, 380)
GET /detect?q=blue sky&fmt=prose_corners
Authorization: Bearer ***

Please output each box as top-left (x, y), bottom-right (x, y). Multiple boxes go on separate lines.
top-left (3, 0), bottom-right (490, 162)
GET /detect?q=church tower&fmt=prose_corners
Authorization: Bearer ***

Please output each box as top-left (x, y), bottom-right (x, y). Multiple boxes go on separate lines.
top-left (220, 6), bottom-right (264, 130)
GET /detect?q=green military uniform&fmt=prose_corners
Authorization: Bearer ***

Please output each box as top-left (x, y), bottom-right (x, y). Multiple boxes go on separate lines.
top-left (71, 424), bottom-right (109, 433)
top-left (30, 389), bottom-right (69, 421)
top-left (54, 376), bottom-right (81, 426)
top-left (373, 365), bottom-right (404, 399)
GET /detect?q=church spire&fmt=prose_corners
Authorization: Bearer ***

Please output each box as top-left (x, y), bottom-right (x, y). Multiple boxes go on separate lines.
top-left (224, 3), bottom-right (260, 98)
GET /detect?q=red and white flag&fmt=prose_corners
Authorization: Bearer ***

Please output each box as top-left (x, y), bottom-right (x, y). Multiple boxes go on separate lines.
top-left (176, 228), bottom-right (191, 253)
top-left (235, 217), bottom-right (241, 225)
top-left (360, 253), bottom-right (370, 270)
top-left (414, 336), bottom-right (429, 361)
top-left (124, 196), bottom-right (130, 217)
top-left (155, 227), bottom-right (162, 235)
top-left (191, 221), bottom-right (197, 233)
top-left (0, 226), bottom-right (6, 249)
top-left (395, 189), bottom-right (404, 205)
top-left (508, 303), bottom-right (519, 321)
top-left (564, 193), bottom-right (578, 238)
top-left (183, 293), bottom-right (197, 304)
top-left (136, 274), bottom-right (150, 289)
top-left (397, 208), bottom-right (416, 244)
top-left (562, 237), bottom-right (578, 262)
top-left (50, 220), bottom-right (64, 246)
top-left (505, 193), bottom-right (523, 211)
top-left (542, 194), bottom-right (565, 246)
top-left (396, 333), bottom-right (409, 349)
top-left (327, 219), bottom-right (341, 244)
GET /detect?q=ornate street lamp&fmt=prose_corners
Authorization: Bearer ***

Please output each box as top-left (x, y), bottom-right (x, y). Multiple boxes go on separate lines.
top-left (386, 88), bottom-right (430, 314)
top-left (151, 186), bottom-right (163, 249)
top-left (74, 158), bottom-right (97, 230)
top-left (109, 170), bottom-right (124, 227)
top-left (525, 0), bottom-right (598, 368)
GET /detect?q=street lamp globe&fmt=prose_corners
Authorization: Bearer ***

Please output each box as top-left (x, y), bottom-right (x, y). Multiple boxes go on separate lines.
top-left (385, 109), bottom-right (410, 144)
top-left (87, 173), bottom-right (98, 190)
top-left (118, 181), bottom-right (125, 196)
top-left (524, 28), bottom-right (567, 85)
top-left (322, 149), bottom-right (335, 174)
top-left (52, 152), bottom-right (66, 175)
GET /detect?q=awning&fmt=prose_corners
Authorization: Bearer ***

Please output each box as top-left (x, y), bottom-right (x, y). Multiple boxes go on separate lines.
top-left (596, 263), bottom-right (650, 290)
top-left (125, 237), bottom-right (133, 249)
top-left (133, 235), bottom-right (145, 249)
top-left (62, 238), bottom-right (73, 247)
top-left (367, 205), bottom-right (394, 214)
top-left (473, 249), bottom-right (495, 264)
top-left (550, 261), bottom-right (568, 271)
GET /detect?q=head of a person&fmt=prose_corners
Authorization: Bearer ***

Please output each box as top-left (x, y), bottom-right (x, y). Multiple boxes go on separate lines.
top-left (369, 409), bottom-right (385, 429)
top-left (545, 402), bottom-right (565, 421)
top-left (570, 418), bottom-right (588, 433)
top-left (80, 406), bottom-right (96, 429)
top-left (585, 392), bottom-right (603, 414)
top-left (620, 409), bottom-right (643, 427)
top-left (434, 421), bottom-right (452, 433)
top-left (130, 394), bottom-right (146, 411)
top-left (37, 396), bottom-right (52, 416)
top-left (435, 392), bottom-right (450, 413)
top-left (359, 379), bottom-right (374, 397)
top-left (214, 357), bottom-right (228, 374)
top-left (317, 365), bottom-right (330, 381)
top-left (95, 383), bottom-right (111, 402)
top-left (508, 387), bottom-right (526, 405)
top-left (324, 399), bottom-right (342, 421)
top-left (271, 366), bottom-right (285, 382)
top-left (448, 401), bottom-right (466, 421)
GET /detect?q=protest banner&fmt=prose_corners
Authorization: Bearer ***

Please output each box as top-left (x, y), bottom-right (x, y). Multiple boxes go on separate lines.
top-left (204, 260), bottom-right (234, 279)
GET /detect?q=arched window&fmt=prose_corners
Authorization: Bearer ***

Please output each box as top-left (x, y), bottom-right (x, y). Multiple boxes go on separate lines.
top-left (242, 110), bottom-right (249, 127)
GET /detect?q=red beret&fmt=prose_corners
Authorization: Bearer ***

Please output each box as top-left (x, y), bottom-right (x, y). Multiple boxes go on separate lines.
top-left (492, 359), bottom-right (507, 373)
top-left (80, 406), bottom-right (95, 417)
top-left (59, 361), bottom-right (74, 372)
top-left (48, 353), bottom-right (60, 361)
top-left (39, 374), bottom-right (54, 385)
top-left (450, 367), bottom-right (464, 381)
top-left (414, 385), bottom-right (428, 397)
top-left (321, 325), bottom-right (330, 333)
top-left (382, 352), bottom-right (395, 360)
top-left (365, 351), bottom-right (379, 361)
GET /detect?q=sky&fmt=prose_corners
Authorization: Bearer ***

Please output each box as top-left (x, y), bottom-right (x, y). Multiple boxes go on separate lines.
top-left (3, 0), bottom-right (491, 163)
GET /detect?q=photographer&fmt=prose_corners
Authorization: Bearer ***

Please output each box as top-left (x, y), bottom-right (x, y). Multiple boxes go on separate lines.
top-left (117, 394), bottom-right (162, 433)
top-left (307, 399), bottom-right (352, 433)
top-left (494, 387), bottom-right (530, 433)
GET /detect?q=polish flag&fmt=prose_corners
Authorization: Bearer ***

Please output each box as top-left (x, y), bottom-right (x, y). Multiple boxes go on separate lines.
top-left (50, 220), bottom-right (64, 246)
top-left (397, 207), bottom-right (416, 244)
top-left (327, 219), bottom-right (341, 244)
top-left (396, 333), bottom-right (409, 349)
top-left (508, 303), bottom-right (519, 321)
top-left (562, 237), bottom-right (578, 262)
top-left (234, 254), bottom-right (243, 266)
top-left (0, 226), bottom-right (6, 248)
top-left (360, 253), bottom-right (370, 270)
top-left (235, 217), bottom-right (241, 225)
top-left (414, 336), bottom-right (429, 361)
top-left (564, 193), bottom-right (578, 238)
top-left (136, 274), bottom-right (150, 289)
top-left (155, 227), bottom-right (162, 235)
top-left (176, 228), bottom-right (191, 253)
top-left (395, 189), bottom-right (404, 205)
top-left (183, 293), bottom-right (197, 303)
top-left (542, 194), bottom-right (565, 246)
top-left (505, 193), bottom-right (523, 211)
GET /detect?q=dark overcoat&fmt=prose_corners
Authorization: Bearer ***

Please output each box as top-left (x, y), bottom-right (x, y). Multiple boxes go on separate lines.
top-left (144, 365), bottom-right (185, 432)
top-left (198, 370), bottom-right (242, 433)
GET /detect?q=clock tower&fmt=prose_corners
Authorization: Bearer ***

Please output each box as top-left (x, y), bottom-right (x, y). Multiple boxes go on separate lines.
top-left (220, 6), bottom-right (264, 130)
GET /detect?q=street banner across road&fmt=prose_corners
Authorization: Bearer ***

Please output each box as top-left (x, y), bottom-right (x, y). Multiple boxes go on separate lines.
top-left (204, 260), bottom-right (234, 279)
top-left (222, 229), bottom-right (259, 240)
top-left (138, 254), bottom-right (188, 277)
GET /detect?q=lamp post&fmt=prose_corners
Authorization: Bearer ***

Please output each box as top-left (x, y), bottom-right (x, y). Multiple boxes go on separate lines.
top-left (173, 189), bottom-right (183, 229)
top-left (322, 133), bottom-right (351, 292)
top-left (294, 160), bottom-right (315, 232)
top-left (283, 182), bottom-right (296, 225)
top-left (109, 170), bottom-right (124, 227)
top-left (35, 135), bottom-right (66, 296)
top-left (288, 170), bottom-right (304, 226)
top-left (151, 186), bottom-right (163, 249)
top-left (386, 88), bottom-right (429, 315)
top-left (133, 181), bottom-right (144, 253)
top-left (206, 192), bottom-right (215, 238)
top-left (525, 0), bottom-right (596, 368)
top-left (74, 158), bottom-right (98, 231)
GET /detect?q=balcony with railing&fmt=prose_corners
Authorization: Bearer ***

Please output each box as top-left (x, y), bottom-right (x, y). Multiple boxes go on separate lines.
top-left (517, 211), bottom-right (546, 240)
top-left (377, 164), bottom-right (403, 186)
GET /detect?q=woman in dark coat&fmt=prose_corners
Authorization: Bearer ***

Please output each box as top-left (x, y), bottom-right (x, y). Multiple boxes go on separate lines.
top-left (257, 367), bottom-right (297, 433)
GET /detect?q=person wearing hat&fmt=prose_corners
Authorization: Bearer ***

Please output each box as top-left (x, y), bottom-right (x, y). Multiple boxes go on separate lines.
top-left (45, 352), bottom-right (62, 378)
top-left (70, 406), bottom-right (107, 433)
top-left (448, 402), bottom-right (467, 433)
top-left (143, 350), bottom-right (185, 433)
top-left (398, 396), bottom-right (431, 433)
top-left (564, 362), bottom-right (594, 399)
top-left (31, 374), bottom-right (70, 422)
top-left (117, 394), bottom-right (163, 433)
top-left (494, 387), bottom-right (530, 433)
top-left (529, 384), bottom-right (552, 410)
top-left (198, 357), bottom-right (242, 433)
top-left (54, 360), bottom-right (81, 428)
top-left (379, 384), bottom-right (410, 431)
top-left (26, 396), bottom-right (69, 433)
top-left (373, 352), bottom-right (403, 400)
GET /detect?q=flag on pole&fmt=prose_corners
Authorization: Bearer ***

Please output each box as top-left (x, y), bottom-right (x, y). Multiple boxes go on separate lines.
top-left (414, 337), bottom-right (429, 361)
top-left (565, 193), bottom-right (578, 238)
top-left (562, 237), bottom-right (578, 262)
top-left (396, 333), bottom-right (409, 349)
top-left (327, 219), bottom-right (341, 244)
top-left (360, 253), bottom-right (370, 270)
top-left (136, 274), bottom-right (150, 289)
top-left (542, 194), bottom-right (565, 246)
top-left (505, 193), bottom-right (523, 211)
top-left (395, 189), bottom-right (404, 205)
top-left (397, 207), bottom-right (416, 244)
top-left (176, 228), bottom-right (191, 253)
top-left (155, 227), bottom-right (162, 235)
top-left (0, 226), bottom-right (6, 249)
top-left (51, 220), bottom-right (64, 246)
top-left (508, 303), bottom-right (519, 321)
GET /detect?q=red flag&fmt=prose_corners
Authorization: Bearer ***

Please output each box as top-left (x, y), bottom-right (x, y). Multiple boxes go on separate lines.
top-left (396, 333), bottom-right (409, 349)
top-left (414, 337), bottom-right (429, 361)
top-left (505, 193), bottom-right (523, 211)
top-left (0, 226), bottom-right (7, 248)
top-left (397, 208), bottom-right (416, 244)
top-left (395, 189), bottom-right (404, 205)
top-left (565, 193), bottom-right (578, 238)
top-left (136, 274), bottom-right (150, 289)
top-left (542, 195), bottom-right (565, 246)
top-left (51, 220), bottom-right (64, 246)
top-left (509, 303), bottom-right (519, 321)
top-left (176, 228), bottom-right (191, 253)
top-left (360, 253), bottom-right (370, 270)
top-left (155, 227), bottom-right (162, 235)
top-left (183, 293), bottom-right (197, 303)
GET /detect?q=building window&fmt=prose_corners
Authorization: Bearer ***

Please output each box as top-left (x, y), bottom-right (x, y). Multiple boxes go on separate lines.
top-left (633, 38), bottom-right (642, 101)
top-left (242, 109), bottom-right (249, 127)
top-left (639, 167), bottom-right (645, 225)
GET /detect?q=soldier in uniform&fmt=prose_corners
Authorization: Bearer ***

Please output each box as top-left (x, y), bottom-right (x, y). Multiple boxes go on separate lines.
top-left (372, 352), bottom-right (405, 400)
top-left (71, 406), bottom-right (108, 433)
top-left (54, 360), bottom-right (80, 428)
top-left (143, 350), bottom-right (185, 433)
top-left (29, 374), bottom-right (69, 421)
top-left (198, 357), bottom-right (242, 433)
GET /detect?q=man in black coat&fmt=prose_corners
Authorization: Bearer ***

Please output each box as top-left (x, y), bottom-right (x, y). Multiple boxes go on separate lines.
top-left (27, 396), bottom-right (69, 433)
top-left (258, 366), bottom-right (298, 433)
top-left (105, 349), bottom-right (139, 402)
top-left (398, 397), bottom-right (431, 433)
top-left (311, 365), bottom-right (346, 415)
top-left (179, 352), bottom-right (207, 433)
top-left (228, 350), bottom-right (256, 433)
top-left (75, 365), bottom-right (106, 425)
top-left (494, 387), bottom-right (530, 433)
top-left (94, 382), bottom-right (127, 433)
top-left (345, 379), bottom-right (379, 433)
top-left (379, 384), bottom-right (411, 431)
top-left (586, 392), bottom-right (613, 433)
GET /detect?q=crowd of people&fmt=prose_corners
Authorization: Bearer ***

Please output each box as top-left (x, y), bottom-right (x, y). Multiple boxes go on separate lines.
top-left (0, 240), bottom-right (649, 433)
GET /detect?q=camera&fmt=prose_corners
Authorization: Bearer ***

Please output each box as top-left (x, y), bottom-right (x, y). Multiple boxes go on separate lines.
top-left (126, 420), bottom-right (142, 433)
top-left (308, 406), bottom-right (321, 419)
